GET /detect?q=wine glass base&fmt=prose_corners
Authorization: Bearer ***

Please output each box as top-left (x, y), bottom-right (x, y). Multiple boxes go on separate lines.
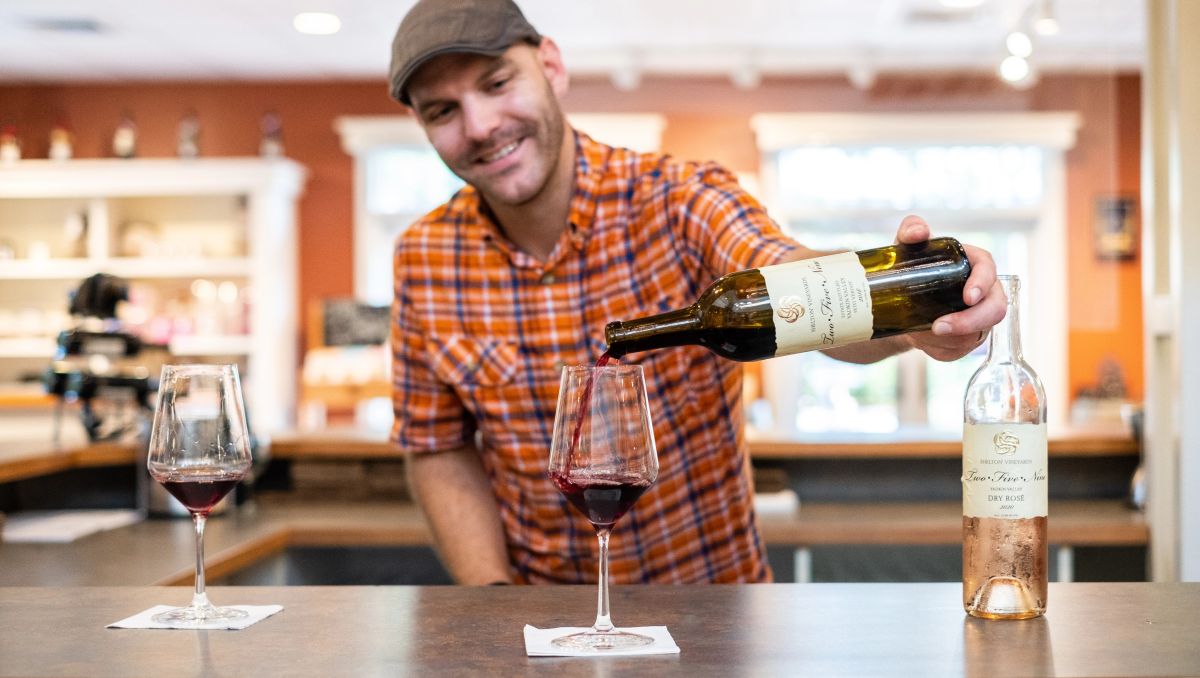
top-left (151, 604), bottom-right (248, 628)
top-left (551, 629), bottom-right (655, 652)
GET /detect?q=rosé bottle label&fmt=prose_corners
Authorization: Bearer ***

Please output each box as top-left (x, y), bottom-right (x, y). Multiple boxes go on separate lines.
top-left (962, 422), bottom-right (1048, 519)
top-left (759, 252), bottom-right (872, 355)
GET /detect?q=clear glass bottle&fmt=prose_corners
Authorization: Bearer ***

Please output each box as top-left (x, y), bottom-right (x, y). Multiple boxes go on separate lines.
top-left (962, 274), bottom-right (1048, 619)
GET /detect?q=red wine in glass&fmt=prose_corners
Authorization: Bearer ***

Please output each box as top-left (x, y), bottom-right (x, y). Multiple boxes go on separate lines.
top-left (568, 351), bottom-right (615, 454)
top-left (550, 472), bottom-right (651, 529)
top-left (548, 362), bottom-right (658, 652)
top-left (157, 468), bottom-right (242, 515)
top-left (147, 363), bottom-right (253, 627)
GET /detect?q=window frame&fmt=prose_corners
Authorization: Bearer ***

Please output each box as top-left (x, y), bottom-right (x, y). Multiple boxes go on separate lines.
top-left (750, 112), bottom-right (1081, 432)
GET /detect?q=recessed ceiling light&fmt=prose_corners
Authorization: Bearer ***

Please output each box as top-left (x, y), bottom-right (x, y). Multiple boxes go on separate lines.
top-left (1034, 16), bottom-right (1060, 36)
top-left (1006, 31), bottom-right (1033, 58)
top-left (999, 55), bottom-right (1031, 83)
top-left (293, 12), bottom-right (341, 35)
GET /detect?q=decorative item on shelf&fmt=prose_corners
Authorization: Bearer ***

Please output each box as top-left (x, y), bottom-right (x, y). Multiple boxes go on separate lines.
top-left (177, 110), bottom-right (201, 159)
top-left (118, 220), bottom-right (162, 257)
top-left (259, 111), bottom-right (284, 158)
top-left (1094, 195), bottom-right (1138, 260)
top-left (49, 119), bottom-right (74, 161)
top-left (112, 112), bottom-right (137, 159)
top-left (1069, 357), bottom-right (1131, 426)
top-left (64, 211), bottom-right (88, 258)
top-left (0, 239), bottom-right (15, 260)
top-left (300, 298), bottom-right (391, 427)
top-left (26, 240), bottom-right (51, 260)
top-left (0, 124), bottom-right (21, 163)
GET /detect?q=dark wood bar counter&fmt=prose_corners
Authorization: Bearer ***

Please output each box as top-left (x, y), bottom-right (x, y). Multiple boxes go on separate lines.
top-left (1, 583), bottom-right (1197, 677)
top-left (0, 425), bottom-right (1138, 484)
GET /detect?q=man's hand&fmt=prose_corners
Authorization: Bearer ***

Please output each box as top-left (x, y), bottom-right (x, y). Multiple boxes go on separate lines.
top-left (894, 215), bottom-right (1006, 362)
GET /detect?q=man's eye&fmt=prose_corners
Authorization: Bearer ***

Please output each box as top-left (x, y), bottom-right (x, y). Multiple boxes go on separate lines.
top-left (488, 77), bottom-right (511, 91)
top-left (426, 106), bottom-right (453, 122)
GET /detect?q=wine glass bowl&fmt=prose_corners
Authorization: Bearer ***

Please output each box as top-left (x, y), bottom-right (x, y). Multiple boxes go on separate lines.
top-left (547, 363), bottom-right (658, 651)
top-left (147, 363), bottom-right (252, 627)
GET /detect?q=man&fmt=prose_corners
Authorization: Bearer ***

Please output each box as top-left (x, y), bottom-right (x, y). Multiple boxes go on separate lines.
top-left (388, 0), bottom-right (1004, 585)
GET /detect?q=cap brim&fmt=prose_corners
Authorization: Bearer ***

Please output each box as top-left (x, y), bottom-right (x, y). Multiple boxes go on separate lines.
top-left (393, 43), bottom-right (515, 106)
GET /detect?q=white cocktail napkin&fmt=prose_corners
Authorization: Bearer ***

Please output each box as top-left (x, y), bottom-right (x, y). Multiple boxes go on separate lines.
top-left (107, 605), bottom-right (283, 630)
top-left (3, 509), bottom-right (143, 543)
top-left (523, 625), bottom-right (680, 657)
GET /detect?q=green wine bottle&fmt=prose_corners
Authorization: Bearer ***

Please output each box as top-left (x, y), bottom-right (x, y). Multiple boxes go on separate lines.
top-left (604, 237), bottom-right (972, 361)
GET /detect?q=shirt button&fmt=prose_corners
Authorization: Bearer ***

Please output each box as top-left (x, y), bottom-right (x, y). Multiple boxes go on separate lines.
top-left (540, 273), bottom-right (556, 285)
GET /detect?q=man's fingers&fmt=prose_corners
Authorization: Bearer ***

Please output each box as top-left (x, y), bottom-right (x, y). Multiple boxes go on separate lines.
top-left (961, 244), bottom-right (997, 307)
top-left (895, 215), bottom-right (931, 244)
top-left (931, 281), bottom-right (1007, 336)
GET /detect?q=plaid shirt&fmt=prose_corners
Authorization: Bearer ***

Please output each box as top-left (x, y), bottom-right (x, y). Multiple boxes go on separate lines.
top-left (392, 131), bottom-right (799, 583)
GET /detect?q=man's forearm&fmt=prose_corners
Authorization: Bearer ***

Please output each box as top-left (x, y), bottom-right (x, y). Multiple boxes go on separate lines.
top-left (821, 333), bottom-right (913, 364)
top-left (406, 447), bottom-right (512, 585)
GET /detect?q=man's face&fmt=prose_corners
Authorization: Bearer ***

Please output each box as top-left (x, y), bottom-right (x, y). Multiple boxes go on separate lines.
top-left (406, 42), bottom-right (568, 208)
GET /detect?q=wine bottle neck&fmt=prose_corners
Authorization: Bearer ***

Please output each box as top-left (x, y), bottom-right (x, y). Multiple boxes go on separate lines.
top-left (604, 307), bottom-right (702, 358)
top-left (986, 276), bottom-right (1023, 364)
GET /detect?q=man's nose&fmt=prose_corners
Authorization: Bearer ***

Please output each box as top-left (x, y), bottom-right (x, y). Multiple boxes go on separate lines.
top-left (460, 98), bottom-right (501, 142)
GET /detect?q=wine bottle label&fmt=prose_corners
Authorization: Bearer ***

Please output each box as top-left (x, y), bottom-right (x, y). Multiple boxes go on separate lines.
top-left (962, 422), bottom-right (1048, 519)
top-left (759, 252), bottom-right (873, 355)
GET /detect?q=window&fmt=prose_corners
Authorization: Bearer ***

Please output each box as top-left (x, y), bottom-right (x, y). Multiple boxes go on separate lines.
top-left (751, 113), bottom-right (1079, 434)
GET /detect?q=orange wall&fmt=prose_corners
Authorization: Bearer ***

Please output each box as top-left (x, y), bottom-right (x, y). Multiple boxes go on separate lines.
top-left (0, 72), bottom-right (1143, 402)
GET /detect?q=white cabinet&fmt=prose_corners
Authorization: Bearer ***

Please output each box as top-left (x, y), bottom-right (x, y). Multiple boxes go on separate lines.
top-left (0, 158), bottom-right (306, 434)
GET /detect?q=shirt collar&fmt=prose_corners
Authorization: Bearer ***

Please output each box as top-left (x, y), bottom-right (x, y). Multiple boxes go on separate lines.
top-left (566, 128), bottom-right (608, 246)
top-left (453, 128), bottom-right (607, 262)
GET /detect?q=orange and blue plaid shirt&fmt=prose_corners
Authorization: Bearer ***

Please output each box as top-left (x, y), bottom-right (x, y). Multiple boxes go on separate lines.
top-left (392, 131), bottom-right (799, 583)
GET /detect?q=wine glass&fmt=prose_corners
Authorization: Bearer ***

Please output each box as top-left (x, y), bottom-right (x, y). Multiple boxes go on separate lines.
top-left (548, 363), bottom-right (658, 651)
top-left (147, 363), bottom-right (252, 627)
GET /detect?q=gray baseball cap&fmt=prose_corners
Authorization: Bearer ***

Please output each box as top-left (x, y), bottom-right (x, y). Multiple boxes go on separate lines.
top-left (389, 0), bottom-right (542, 106)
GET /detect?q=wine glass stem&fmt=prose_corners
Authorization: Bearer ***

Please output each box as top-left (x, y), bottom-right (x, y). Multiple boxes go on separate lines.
top-left (191, 512), bottom-right (212, 609)
top-left (592, 529), bottom-right (614, 633)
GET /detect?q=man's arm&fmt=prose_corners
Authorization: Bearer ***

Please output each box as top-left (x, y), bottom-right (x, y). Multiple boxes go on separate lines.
top-left (407, 447), bottom-right (512, 585)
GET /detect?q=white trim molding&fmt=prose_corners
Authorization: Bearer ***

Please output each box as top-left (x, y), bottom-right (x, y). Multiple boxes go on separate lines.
top-left (750, 112), bottom-right (1081, 151)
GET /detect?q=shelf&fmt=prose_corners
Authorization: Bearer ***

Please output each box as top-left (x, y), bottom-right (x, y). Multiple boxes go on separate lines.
top-left (0, 259), bottom-right (95, 280)
top-left (0, 157), bottom-right (306, 434)
top-left (757, 499), bottom-right (1148, 547)
top-left (168, 334), bottom-right (253, 356)
top-left (0, 257), bottom-right (252, 280)
top-left (747, 426), bottom-right (1137, 459)
top-left (0, 337), bottom-right (57, 359)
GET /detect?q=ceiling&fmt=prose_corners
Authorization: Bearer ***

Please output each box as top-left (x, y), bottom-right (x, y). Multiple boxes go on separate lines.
top-left (0, 0), bottom-right (1143, 86)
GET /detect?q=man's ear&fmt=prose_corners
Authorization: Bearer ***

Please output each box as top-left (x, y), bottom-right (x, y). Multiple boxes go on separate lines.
top-left (536, 37), bottom-right (570, 98)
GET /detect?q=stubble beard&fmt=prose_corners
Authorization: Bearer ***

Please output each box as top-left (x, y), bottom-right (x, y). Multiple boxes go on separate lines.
top-left (468, 94), bottom-right (567, 209)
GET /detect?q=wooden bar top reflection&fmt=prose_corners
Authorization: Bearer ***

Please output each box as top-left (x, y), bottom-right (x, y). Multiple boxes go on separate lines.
top-left (1, 583), bottom-right (1197, 677)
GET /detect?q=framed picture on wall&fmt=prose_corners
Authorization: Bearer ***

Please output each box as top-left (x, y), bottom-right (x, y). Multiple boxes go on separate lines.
top-left (1094, 195), bottom-right (1139, 260)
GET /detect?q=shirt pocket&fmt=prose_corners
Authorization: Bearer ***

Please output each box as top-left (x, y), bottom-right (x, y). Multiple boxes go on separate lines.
top-left (426, 335), bottom-right (518, 388)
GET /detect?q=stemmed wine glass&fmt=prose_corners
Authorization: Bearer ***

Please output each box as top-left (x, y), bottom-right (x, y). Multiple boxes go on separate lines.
top-left (548, 363), bottom-right (658, 651)
top-left (147, 363), bottom-right (252, 627)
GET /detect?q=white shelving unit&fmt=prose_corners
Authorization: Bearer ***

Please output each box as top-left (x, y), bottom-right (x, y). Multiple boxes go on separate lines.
top-left (0, 158), bottom-right (306, 434)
